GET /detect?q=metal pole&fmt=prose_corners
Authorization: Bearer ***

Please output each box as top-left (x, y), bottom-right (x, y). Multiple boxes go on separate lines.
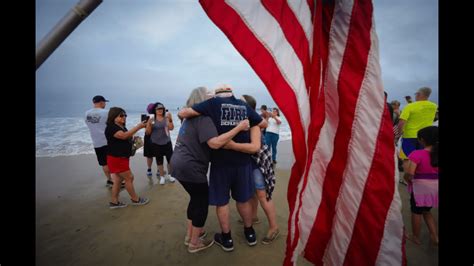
top-left (36, 0), bottom-right (103, 70)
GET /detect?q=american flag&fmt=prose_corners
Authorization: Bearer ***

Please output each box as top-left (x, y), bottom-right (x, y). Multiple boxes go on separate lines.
top-left (200, 0), bottom-right (405, 265)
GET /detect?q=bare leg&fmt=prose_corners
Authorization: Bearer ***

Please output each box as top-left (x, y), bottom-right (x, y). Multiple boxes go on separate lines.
top-left (110, 173), bottom-right (121, 203)
top-left (119, 171), bottom-right (139, 201)
top-left (256, 190), bottom-right (278, 236)
top-left (251, 195), bottom-right (259, 220)
top-left (190, 225), bottom-right (205, 246)
top-left (158, 164), bottom-right (165, 177)
top-left (236, 201), bottom-right (253, 228)
top-left (186, 219), bottom-right (192, 241)
top-left (167, 162), bottom-right (172, 176)
top-left (422, 211), bottom-right (439, 245)
top-left (216, 205), bottom-right (231, 233)
top-left (410, 213), bottom-right (422, 244)
top-left (102, 165), bottom-right (111, 181)
top-left (146, 157), bottom-right (153, 170)
top-left (237, 195), bottom-right (258, 221)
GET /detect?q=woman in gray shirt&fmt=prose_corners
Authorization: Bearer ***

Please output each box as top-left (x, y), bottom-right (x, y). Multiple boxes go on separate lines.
top-left (145, 102), bottom-right (175, 185)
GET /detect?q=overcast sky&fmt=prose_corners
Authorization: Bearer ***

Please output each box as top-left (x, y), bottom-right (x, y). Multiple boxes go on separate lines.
top-left (36, 0), bottom-right (438, 116)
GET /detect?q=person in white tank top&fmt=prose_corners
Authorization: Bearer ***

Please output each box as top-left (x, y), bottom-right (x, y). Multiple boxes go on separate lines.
top-left (265, 108), bottom-right (281, 163)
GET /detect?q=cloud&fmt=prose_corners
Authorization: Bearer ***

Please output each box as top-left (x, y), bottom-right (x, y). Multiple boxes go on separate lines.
top-left (121, 1), bottom-right (199, 47)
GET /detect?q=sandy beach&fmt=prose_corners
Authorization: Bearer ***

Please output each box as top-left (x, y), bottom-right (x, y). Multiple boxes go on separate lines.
top-left (36, 140), bottom-right (437, 265)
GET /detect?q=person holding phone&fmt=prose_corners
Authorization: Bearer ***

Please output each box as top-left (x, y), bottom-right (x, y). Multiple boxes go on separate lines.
top-left (145, 102), bottom-right (176, 185)
top-left (105, 107), bottom-right (149, 209)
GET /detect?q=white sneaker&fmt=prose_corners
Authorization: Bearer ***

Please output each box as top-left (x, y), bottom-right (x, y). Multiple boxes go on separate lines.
top-left (168, 175), bottom-right (176, 182)
top-left (159, 176), bottom-right (165, 185)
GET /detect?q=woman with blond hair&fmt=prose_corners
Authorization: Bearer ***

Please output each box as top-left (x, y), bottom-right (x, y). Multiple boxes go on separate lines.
top-left (105, 107), bottom-right (149, 209)
top-left (171, 87), bottom-right (250, 253)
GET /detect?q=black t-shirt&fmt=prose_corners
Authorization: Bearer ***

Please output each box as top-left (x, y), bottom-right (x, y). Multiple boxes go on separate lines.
top-left (192, 95), bottom-right (262, 166)
top-left (170, 116), bottom-right (218, 183)
top-left (105, 123), bottom-right (132, 157)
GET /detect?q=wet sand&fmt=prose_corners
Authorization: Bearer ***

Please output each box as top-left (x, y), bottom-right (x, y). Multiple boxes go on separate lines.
top-left (36, 140), bottom-right (437, 265)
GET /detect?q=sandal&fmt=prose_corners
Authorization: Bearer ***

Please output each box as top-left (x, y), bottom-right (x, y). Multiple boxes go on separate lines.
top-left (262, 229), bottom-right (280, 244)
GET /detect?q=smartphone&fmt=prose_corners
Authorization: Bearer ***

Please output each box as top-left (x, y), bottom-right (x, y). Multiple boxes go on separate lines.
top-left (141, 114), bottom-right (149, 123)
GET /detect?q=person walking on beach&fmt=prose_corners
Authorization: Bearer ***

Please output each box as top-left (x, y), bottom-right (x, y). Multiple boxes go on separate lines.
top-left (398, 87), bottom-right (437, 164)
top-left (230, 94), bottom-right (280, 245)
top-left (403, 126), bottom-right (438, 246)
top-left (171, 87), bottom-right (251, 253)
top-left (265, 107), bottom-right (282, 165)
top-left (85, 95), bottom-right (115, 187)
top-left (145, 102), bottom-right (176, 185)
top-left (178, 84), bottom-right (265, 252)
top-left (105, 107), bottom-right (149, 209)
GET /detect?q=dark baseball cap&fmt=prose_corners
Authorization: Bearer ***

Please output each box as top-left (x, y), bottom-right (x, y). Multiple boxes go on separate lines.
top-left (155, 103), bottom-right (165, 110)
top-left (92, 95), bottom-right (109, 103)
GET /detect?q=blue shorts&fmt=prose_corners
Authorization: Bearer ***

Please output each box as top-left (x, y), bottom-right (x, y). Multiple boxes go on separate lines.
top-left (399, 138), bottom-right (423, 159)
top-left (253, 168), bottom-right (266, 190)
top-left (208, 164), bottom-right (255, 206)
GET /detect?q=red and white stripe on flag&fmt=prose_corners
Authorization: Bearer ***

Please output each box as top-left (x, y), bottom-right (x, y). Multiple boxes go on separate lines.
top-left (199, 0), bottom-right (406, 265)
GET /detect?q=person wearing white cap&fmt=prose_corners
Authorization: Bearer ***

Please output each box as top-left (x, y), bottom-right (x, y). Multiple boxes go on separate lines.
top-left (85, 95), bottom-right (119, 188)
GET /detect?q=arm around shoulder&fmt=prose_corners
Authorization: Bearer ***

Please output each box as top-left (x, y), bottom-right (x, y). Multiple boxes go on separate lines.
top-left (178, 108), bottom-right (200, 120)
top-left (207, 119), bottom-right (249, 149)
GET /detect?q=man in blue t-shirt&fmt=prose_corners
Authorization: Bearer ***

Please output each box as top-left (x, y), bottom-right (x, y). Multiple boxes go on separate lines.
top-left (178, 85), bottom-right (266, 251)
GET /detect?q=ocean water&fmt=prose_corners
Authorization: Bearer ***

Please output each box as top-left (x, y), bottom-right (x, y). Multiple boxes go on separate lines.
top-left (36, 110), bottom-right (292, 157)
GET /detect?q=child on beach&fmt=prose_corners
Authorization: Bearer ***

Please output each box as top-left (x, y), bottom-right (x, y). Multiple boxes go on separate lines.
top-left (403, 126), bottom-right (438, 246)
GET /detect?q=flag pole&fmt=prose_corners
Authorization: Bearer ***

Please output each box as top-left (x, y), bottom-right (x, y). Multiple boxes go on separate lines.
top-left (36, 0), bottom-right (103, 70)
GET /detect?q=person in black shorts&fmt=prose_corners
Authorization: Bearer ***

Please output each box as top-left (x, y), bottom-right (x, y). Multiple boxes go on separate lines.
top-left (85, 95), bottom-right (116, 187)
top-left (145, 102), bottom-right (176, 185)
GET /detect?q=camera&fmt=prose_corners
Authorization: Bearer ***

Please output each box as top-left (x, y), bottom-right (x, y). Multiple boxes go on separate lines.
top-left (141, 114), bottom-right (150, 123)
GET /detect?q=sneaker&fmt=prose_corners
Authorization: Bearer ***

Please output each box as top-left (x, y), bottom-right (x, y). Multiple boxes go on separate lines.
top-left (109, 201), bottom-right (127, 209)
top-left (167, 175), bottom-right (176, 183)
top-left (214, 233), bottom-right (234, 252)
top-left (188, 239), bottom-right (214, 254)
top-left (159, 176), bottom-right (165, 185)
top-left (237, 217), bottom-right (261, 225)
top-left (131, 197), bottom-right (150, 206)
top-left (184, 231), bottom-right (208, 246)
top-left (262, 229), bottom-right (280, 245)
top-left (146, 169), bottom-right (153, 178)
top-left (244, 227), bottom-right (257, 246)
